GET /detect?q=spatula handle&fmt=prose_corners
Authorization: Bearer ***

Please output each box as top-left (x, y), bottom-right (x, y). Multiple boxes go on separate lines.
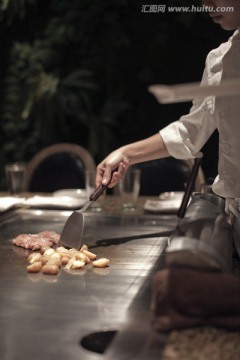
top-left (89, 183), bottom-right (109, 201)
top-left (89, 174), bottom-right (112, 201)
top-left (177, 157), bottom-right (202, 219)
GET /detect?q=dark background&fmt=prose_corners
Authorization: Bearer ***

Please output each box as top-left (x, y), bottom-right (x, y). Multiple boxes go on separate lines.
top-left (0, 0), bottom-right (232, 189)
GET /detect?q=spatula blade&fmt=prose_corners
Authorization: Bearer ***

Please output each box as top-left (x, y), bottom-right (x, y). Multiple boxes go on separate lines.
top-left (60, 211), bottom-right (84, 250)
top-left (59, 176), bottom-right (112, 249)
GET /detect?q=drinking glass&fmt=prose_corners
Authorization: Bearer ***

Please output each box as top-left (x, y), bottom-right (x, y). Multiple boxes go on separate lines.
top-left (118, 169), bottom-right (141, 211)
top-left (5, 162), bottom-right (26, 195)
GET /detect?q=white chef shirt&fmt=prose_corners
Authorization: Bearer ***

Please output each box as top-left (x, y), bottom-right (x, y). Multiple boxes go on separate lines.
top-left (160, 29), bottom-right (240, 204)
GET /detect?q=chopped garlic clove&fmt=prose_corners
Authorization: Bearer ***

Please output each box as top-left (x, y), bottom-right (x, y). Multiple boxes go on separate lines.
top-left (92, 258), bottom-right (110, 268)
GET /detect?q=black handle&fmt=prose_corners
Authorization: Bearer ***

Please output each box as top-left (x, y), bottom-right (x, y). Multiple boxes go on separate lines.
top-left (177, 157), bottom-right (202, 219)
top-left (89, 174), bottom-right (112, 201)
top-left (89, 183), bottom-right (108, 201)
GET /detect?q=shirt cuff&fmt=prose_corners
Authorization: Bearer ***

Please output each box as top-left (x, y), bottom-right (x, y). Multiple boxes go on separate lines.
top-left (160, 122), bottom-right (203, 160)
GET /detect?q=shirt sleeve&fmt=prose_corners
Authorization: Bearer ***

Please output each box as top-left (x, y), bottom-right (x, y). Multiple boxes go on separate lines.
top-left (160, 67), bottom-right (217, 160)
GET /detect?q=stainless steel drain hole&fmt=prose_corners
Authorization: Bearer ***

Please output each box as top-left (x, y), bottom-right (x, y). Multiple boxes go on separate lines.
top-left (80, 330), bottom-right (117, 354)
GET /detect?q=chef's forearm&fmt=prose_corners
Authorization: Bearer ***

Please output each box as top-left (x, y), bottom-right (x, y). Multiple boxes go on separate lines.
top-left (120, 133), bottom-right (170, 165)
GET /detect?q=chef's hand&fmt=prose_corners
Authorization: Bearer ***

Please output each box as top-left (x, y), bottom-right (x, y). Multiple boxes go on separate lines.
top-left (96, 133), bottom-right (168, 188)
top-left (96, 148), bottom-right (130, 188)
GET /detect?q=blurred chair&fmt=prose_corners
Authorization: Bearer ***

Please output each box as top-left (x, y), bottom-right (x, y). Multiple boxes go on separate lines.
top-left (26, 143), bottom-right (96, 192)
top-left (133, 157), bottom-right (205, 196)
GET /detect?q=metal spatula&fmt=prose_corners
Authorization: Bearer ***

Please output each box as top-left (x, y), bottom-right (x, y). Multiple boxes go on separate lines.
top-left (60, 181), bottom-right (110, 249)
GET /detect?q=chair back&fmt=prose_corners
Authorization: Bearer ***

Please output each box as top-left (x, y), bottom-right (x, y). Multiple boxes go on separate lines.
top-left (26, 143), bottom-right (96, 192)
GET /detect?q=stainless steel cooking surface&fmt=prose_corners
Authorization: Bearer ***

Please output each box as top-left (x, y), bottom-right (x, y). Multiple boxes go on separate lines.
top-left (0, 209), bottom-right (177, 360)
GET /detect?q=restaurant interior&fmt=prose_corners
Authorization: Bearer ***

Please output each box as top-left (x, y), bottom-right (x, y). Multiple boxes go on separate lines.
top-left (0, 1), bottom-right (240, 359)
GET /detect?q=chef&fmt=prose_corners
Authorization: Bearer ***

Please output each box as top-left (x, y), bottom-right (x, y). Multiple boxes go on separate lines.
top-left (96, 0), bottom-right (240, 257)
